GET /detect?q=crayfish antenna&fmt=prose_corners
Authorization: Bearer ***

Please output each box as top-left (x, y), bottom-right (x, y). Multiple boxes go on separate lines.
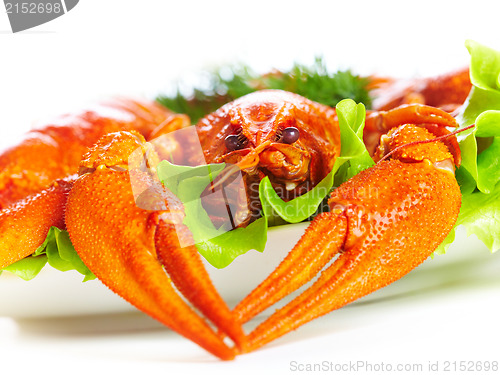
top-left (364, 104), bottom-right (458, 156)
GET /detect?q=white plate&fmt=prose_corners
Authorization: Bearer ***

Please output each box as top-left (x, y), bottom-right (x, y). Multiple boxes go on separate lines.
top-left (0, 224), bottom-right (497, 319)
top-left (0, 222), bottom-right (308, 318)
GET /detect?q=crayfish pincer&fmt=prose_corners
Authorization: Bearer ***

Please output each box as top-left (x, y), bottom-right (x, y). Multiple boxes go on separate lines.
top-left (234, 122), bottom-right (462, 352)
top-left (65, 131), bottom-right (244, 360)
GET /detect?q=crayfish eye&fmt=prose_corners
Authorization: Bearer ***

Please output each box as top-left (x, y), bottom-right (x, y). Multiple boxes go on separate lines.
top-left (281, 127), bottom-right (300, 144)
top-left (225, 134), bottom-right (243, 151)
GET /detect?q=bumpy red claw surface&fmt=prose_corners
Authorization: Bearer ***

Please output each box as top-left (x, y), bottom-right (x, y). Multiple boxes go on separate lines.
top-left (65, 131), bottom-right (243, 360)
top-left (234, 116), bottom-right (462, 353)
top-left (0, 99), bottom-right (174, 269)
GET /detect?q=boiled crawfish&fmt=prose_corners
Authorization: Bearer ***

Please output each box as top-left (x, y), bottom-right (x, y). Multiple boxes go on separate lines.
top-left (0, 99), bottom-right (241, 359)
top-left (0, 68), bottom-right (471, 359)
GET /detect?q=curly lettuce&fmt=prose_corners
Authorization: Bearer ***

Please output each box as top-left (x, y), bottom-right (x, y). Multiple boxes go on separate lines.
top-left (156, 161), bottom-right (268, 269)
top-left (259, 99), bottom-right (373, 225)
top-left (436, 40), bottom-right (500, 254)
top-left (0, 227), bottom-right (95, 281)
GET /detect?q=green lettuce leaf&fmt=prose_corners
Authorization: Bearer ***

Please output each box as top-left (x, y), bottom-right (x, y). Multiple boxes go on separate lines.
top-left (192, 217), bottom-right (267, 269)
top-left (1, 227), bottom-right (95, 281)
top-left (436, 40), bottom-right (500, 254)
top-left (157, 161), bottom-right (268, 269)
top-left (457, 181), bottom-right (500, 251)
top-left (258, 170), bottom-right (334, 225)
top-left (0, 255), bottom-right (48, 281)
top-left (455, 40), bottom-right (500, 193)
top-left (333, 99), bottom-right (375, 180)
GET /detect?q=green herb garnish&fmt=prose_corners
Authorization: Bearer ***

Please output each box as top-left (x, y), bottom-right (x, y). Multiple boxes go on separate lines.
top-left (156, 58), bottom-right (372, 122)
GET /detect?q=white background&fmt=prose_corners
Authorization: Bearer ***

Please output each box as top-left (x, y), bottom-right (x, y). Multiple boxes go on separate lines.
top-left (1, 1), bottom-right (500, 374)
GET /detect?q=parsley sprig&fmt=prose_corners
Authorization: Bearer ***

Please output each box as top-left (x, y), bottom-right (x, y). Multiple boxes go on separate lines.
top-left (156, 58), bottom-right (372, 122)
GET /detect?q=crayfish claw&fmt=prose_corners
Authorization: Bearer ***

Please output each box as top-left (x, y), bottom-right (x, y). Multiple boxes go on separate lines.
top-left (64, 130), bottom-right (242, 360)
top-left (233, 213), bottom-right (348, 326)
top-left (155, 217), bottom-right (246, 349)
top-left (0, 176), bottom-right (75, 269)
top-left (66, 169), bottom-right (237, 360)
top-left (239, 123), bottom-right (462, 353)
top-left (364, 104), bottom-right (458, 156)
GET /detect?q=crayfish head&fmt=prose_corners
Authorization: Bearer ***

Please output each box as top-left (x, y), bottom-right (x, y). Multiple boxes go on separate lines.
top-left (226, 90), bottom-right (296, 147)
top-left (221, 90), bottom-right (312, 196)
top-left (197, 89), bottom-right (339, 222)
